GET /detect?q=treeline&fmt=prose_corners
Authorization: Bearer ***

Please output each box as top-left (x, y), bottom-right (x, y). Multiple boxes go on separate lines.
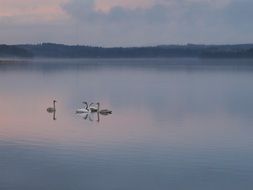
top-left (0, 45), bottom-right (33, 58)
top-left (1, 43), bottom-right (253, 58)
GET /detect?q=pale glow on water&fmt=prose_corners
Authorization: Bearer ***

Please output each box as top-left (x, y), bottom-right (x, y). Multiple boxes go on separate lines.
top-left (0, 59), bottom-right (253, 190)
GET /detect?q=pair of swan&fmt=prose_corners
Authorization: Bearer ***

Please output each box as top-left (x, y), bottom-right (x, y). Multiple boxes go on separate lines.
top-left (76, 102), bottom-right (98, 113)
top-left (76, 102), bottom-right (112, 115)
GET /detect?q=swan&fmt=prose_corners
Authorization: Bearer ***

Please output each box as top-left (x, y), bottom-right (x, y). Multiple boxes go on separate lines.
top-left (89, 102), bottom-right (99, 112)
top-left (47, 100), bottom-right (56, 113)
top-left (76, 101), bottom-right (90, 113)
top-left (97, 103), bottom-right (112, 115)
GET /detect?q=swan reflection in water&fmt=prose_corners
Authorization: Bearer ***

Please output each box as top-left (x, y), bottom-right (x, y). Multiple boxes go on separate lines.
top-left (76, 102), bottom-right (112, 122)
top-left (47, 100), bottom-right (57, 120)
top-left (78, 112), bottom-right (98, 122)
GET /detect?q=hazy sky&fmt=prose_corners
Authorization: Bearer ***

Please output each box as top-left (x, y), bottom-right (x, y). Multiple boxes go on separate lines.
top-left (0, 0), bottom-right (252, 46)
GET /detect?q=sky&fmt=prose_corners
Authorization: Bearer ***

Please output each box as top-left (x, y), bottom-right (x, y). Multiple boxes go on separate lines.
top-left (0, 0), bottom-right (252, 46)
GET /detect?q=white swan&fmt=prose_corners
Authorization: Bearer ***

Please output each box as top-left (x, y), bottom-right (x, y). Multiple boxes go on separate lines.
top-left (89, 102), bottom-right (99, 112)
top-left (76, 101), bottom-right (90, 113)
top-left (47, 100), bottom-right (56, 113)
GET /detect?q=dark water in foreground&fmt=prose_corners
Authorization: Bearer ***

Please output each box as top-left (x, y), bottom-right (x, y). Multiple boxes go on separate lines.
top-left (0, 58), bottom-right (253, 190)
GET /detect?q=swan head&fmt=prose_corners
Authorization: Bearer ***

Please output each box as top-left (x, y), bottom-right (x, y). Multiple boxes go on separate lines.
top-left (82, 101), bottom-right (88, 108)
top-left (53, 100), bottom-right (57, 103)
top-left (82, 101), bottom-right (88, 105)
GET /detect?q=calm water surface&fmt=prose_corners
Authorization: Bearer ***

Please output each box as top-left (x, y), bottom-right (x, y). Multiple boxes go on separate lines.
top-left (0, 58), bottom-right (253, 190)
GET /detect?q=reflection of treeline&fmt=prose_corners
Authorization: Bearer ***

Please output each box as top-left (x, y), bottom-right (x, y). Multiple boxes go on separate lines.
top-left (1, 43), bottom-right (253, 58)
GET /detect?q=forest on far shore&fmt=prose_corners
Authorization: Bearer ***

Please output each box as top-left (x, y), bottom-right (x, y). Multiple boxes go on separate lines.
top-left (1, 43), bottom-right (253, 58)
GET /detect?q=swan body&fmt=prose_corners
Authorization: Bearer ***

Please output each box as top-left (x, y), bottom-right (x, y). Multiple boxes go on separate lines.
top-left (76, 108), bottom-right (90, 113)
top-left (47, 100), bottom-right (56, 113)
top-left (99, 110), bottom-right (112, 115)
top-left (76, 102), bottom-right (90, 114)
top-left (89, 103), bottom-right (99, 112)
top-left (96, 103), bottom-right (112, 115)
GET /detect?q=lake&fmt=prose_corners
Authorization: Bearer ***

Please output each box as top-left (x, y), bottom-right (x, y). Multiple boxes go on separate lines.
top-left (0, 58), bottom-right (253, 190)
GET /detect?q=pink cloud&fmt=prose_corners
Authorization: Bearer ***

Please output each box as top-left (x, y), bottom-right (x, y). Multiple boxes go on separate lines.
top-left (0, 0), bottom-right (68, 21)
top-left (94, 0), bottom-right (232, 12)
top-left (94, 0), bottom-right (158, 12)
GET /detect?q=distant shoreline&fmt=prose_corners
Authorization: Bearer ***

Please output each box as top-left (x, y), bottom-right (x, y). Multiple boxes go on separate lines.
top-left (1, 43), bottom-right (253, 59)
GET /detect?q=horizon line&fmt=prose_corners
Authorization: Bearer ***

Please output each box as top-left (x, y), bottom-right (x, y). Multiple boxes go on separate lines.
top-left (1, 42), bottom-right (253, 48)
